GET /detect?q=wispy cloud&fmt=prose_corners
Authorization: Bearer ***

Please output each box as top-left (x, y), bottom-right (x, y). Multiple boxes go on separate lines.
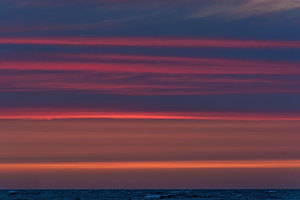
top-left (187, 0), bottom-right (300, 19)
top-left (1, 49), bottom-right (299, 95)
top-left (4, 0), bottom-right (300, 19)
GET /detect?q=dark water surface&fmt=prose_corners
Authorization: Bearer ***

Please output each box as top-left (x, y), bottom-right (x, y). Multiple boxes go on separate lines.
top-left (1, 190), bottom-right (300, 200)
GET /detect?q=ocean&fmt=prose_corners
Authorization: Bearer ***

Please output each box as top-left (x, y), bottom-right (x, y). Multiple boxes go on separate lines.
top-left (1, 189), bottom-right (300, 200)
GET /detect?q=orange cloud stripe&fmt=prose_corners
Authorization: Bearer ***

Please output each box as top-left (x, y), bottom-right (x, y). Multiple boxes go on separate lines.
top-left (1, 109), bottom-right (300, 121)
top-left (2, 160), bottom-right (300, 170)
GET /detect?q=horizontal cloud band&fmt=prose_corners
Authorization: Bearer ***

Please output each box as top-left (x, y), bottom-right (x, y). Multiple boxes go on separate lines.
top-left (1, 37), bottom-right (300, 48)
top-left (2, 160), bottom-right (300, 170)
top-left (1, 109), bottom-right (300, 120)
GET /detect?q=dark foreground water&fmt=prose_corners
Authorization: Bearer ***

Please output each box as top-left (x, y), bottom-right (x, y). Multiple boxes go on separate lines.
top-left (1, 190), bottom-right (300, 200)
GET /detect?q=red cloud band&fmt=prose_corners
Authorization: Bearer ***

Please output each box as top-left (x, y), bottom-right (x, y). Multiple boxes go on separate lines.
top-left (1, 37), bottom-right (300, 48)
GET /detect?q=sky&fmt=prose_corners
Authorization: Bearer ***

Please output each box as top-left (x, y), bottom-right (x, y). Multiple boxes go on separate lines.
top-left (0, 0), bottom-right (300, 189)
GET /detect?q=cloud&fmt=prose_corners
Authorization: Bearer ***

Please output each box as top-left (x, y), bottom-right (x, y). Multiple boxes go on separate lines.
top-left (1, 108), bottom-right (300, 120)
top-left (1, 52), bottom-right (299, 95)
top-left (1, 37), bottom-right (300, 48)
top-left (5, 0), bottom-right (300, 19)
top-left (190, 0), bottom-right (300, 19)
top-left (1, 0), bottom-right (299, 37)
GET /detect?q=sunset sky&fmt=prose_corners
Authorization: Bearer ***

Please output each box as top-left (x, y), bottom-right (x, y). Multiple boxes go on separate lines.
top-left (0, 0), bottom-right (300, 189)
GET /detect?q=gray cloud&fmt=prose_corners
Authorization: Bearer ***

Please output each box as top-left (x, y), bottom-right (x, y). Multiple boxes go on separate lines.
top-left (188, 0), bottom-right (300, 19)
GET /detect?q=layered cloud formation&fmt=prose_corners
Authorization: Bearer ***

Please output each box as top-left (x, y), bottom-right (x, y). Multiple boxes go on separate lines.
top-left (0, 0), bottom-right (300, 189)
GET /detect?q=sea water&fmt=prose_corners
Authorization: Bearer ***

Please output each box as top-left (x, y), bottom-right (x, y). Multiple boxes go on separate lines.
top-left (1, 189), bottom-right (300, 200)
